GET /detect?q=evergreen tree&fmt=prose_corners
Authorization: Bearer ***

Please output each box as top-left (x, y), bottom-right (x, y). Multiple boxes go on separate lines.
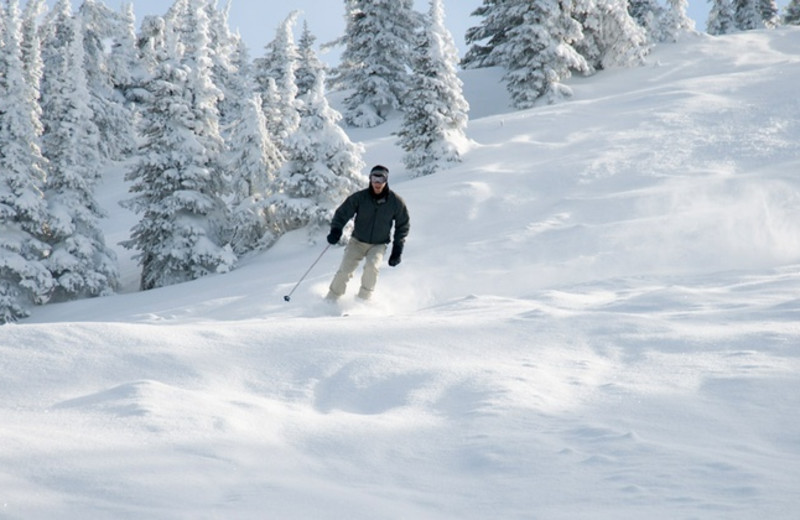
top-left (1, 2), bottom-right (5, 57)
top-left (734, 0), bottom-right (763, 29)
top-left (397, 0), bottom-right (470, 177)
top-left (106, 2), bottom-right (140, 105)
top-left (786, 0), bottom-right (800, 24)
top-left (204, 0), bottom-right (241, 127)
top-left (39, 0), bottom-right (101, 183)
top-left (497, 0), bottom-right (589, 108)
top-left (462, 0), bottom-right (522, 69)
top-left (21, 0), bottom-right (46, 90)
top-left (0, 0), bottom-right (54, 323)
top-left (164, 0), bottom-right (189, 38)
top-left (628, 0), bottom-right (664, 42)
top-left (270, 72), bottom-right (365, 238)
top-left (228, 37), bottom-right (253, 104)
top-left (227, 92), bottom-right (285, 255)
top-left (326, 0), bottom-right (359, 88)
top-left (79, 0), bottom-right (135, 161)
top-left (330, 0), bottom-right (419, 127)
top-left (221, 31), bottom-right (284, 169)
top-left (230, 93), bottom-right (282, 203)
top-left (574, 0), bottom-right (649, 71)
top-left (122, 2), bottom-right (235, 290)
top-left (296, 20), bottom-right (325, 99)
top-left (660, 0), bottom-right (695, 41)
top-left (708, 0), bottom-right (736, 34)
top-left (40, 0), bottom-right (119, 302)
top-left (759, 0), bottom-right (780, 27)
top-left (253, 11), bottom-right (301, 148)
top-left (136, 14), bottom-right (168, 78)
top-left (258, 75), bottom-right (285, 153)
top-left (733, 0), bottom-right (779, 28)
top-left (628, 0), bottom-right (664, 30)
top-left (205, 4), bottom-right (285, 255)
top-left (630, 0), bottom-right (693, 42)
top-left (19, 0), bottom-right (45, 152)
top-left (179, 0), bottom-right (232, 224)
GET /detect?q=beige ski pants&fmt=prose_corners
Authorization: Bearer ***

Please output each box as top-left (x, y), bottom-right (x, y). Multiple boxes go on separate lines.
top-left (328, 238), bottom-right (387, 300)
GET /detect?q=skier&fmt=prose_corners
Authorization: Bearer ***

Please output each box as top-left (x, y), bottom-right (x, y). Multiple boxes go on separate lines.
top-left (325, 165), bottom-right (410, 301)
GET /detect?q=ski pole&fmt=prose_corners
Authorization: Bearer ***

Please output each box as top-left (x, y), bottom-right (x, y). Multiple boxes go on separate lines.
top-left (283, 244), bottom-right (331, 302)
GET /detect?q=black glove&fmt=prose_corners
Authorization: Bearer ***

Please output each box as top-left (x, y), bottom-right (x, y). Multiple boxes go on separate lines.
top-left (327, 227), bottom-right (342, 245)
top-left (388, 243), bottom-right (403, 266)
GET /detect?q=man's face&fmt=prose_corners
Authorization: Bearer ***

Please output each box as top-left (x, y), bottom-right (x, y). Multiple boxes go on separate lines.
top-left (370, 175), bottom-right (387, 193)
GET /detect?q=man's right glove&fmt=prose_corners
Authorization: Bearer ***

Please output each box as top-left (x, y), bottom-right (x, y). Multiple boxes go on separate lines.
top-left (388, 243), bottom-right (403, 266)
top-left (327, 227), bottom-right (342, 245)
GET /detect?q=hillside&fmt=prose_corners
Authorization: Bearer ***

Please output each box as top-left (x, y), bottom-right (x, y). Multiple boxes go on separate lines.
top-left (2, 28), bottom-right (799, 519)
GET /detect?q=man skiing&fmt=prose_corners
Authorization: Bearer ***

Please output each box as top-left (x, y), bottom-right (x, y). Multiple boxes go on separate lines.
top-left (325, 165), bottom-right (410, 301)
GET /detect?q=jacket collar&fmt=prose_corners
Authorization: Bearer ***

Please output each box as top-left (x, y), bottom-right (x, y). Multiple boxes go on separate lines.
top-left (369, 184), bottom-right (389, 202)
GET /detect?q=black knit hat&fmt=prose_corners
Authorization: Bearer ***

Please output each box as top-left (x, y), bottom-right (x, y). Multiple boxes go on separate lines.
top-left (370, 165), bottom-right (389, 181)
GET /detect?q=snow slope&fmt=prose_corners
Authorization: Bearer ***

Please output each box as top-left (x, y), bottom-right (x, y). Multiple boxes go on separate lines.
top-left (2, 28), bottom-right (800, 519)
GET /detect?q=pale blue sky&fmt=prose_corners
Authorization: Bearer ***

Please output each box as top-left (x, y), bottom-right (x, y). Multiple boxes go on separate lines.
top-left (51, 0), bottom-right (789, 62)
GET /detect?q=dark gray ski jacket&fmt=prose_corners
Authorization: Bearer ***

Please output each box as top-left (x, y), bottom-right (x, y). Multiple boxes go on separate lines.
top-left (331, 186), bottom-right (410, 246)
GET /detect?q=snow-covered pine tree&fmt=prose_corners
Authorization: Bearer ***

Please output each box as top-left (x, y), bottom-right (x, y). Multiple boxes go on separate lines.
top-left (462, 0), bottom-right (524, 69)
top-left (253, 11), bottom-right (301, 149)
top-left (786, 0), bottom-right (800, 24)
top-left (122, 2), bottom-right (235, 291)
top-left (296, 20), bottom-right (325, 99)
top-left (497, 0), bottom-right (589, 108)
top-left (270, 72), bottom-right (365, 238)
top-left (734, 0), bottom-right (764, 29)
top-left (19, 0), bottom-right (45, 156)
top-left (21, 0), bottom-right (46, 90)
top-left (1, 2), bottom-right (5, 59)
top-left (136, 14), bottom-right (167, 78)
top-left (180, 0), bottom-right (234, 241)
top-left (39, 0), bottom-right (101, 187)
top-left (39, 0), bottom-right (119, 302)
top-left (227, 92), bottom-right (285, 255)
top-left (758, 0), bottom-right (780, 27)
top-left (573, 0), bottom-right (649, 72)
top-left (330, 0), bottom-right (419, 127)
top-left (258, 75), bottom-right (285, 151)
top-left (628, 0), bottom-right (664, 29)
top-left (708, 0), bottom-right (736, 34)
top-left (628, 0), bottom-right (664, 42)
top-left (106, 3), bottom-right (140, 106)
top-left (629, 0), bottom-right (693, 42)
top-left (659, 0), bottom-right (695, 41)
top-left (79, 0), bottom-right (135, 161)
top-left (326, 1), bottom-right (360, 90)
top-left (228, 36), bottom-right (252, 104)
top-left (164, 0), bottom-right (189, 38)
top-left (205, 5), bottom-right (284, 255)
top-left (0, 0), bottom-right (54, 323)
top-left (397, 0), bottom-right (470, 177)
top-left (204, 0), bottom-right (241, 127)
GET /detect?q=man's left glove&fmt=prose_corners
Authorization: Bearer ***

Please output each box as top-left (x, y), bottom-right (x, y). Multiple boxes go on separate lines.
top-left (388, 243), bottom-right (403, 267)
